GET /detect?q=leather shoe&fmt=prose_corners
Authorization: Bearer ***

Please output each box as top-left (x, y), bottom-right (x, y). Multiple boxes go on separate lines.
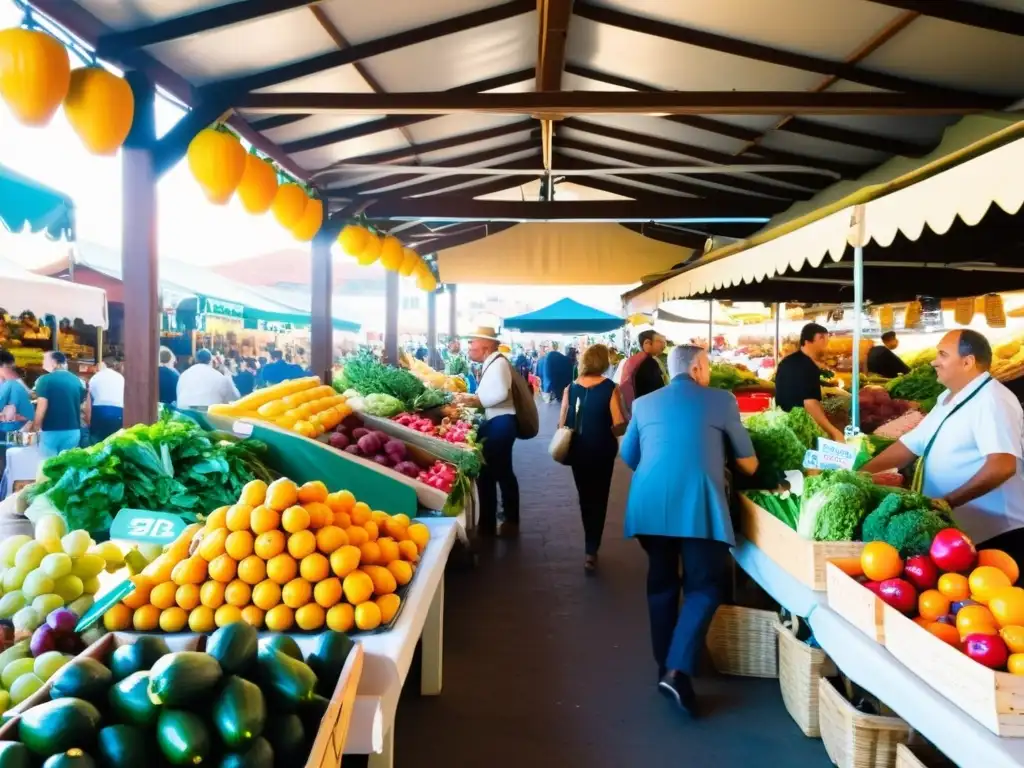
top-left (497, 522), bottom-right (519, 538)
top-left (658, 672), bottom-right (699, 718)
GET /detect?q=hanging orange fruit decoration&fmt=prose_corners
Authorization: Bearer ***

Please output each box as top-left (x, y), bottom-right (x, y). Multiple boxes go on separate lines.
top-left (272, 182), bottom-right (307, 229)
top-left (398, 247), bottom-right (420, 277)
top-left (416, 263), bottom-right (438, 292)
top-left (379, 235), bottom-right (404, 271)
top-left (63, 66), bottom-right (134, 155)
top-left (187, 126), bottom-right (246, 205)
top-left (236, 152), bottom-right (278, 214)
top-left (291, 196), bottom-right (323, 242)
top-left (338, 224), bottom-right (369, 257)
top-left (0, 27), bottom-right (71, 126)
top-left (356, 231), bottom-right (382, 266)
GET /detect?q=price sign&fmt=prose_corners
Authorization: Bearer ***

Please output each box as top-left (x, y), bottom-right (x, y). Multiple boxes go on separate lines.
top-left (110, 509), bottom-right (188, 545)
top-left (802, 438), bottom-right (858, 470)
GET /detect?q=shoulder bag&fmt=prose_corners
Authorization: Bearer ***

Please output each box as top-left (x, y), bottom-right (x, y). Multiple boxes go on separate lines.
top-left (549, 384), bottom-right (583, 464)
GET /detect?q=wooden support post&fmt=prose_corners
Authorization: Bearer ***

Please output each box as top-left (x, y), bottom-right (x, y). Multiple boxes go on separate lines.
top-left (121, 71), bottom-right (159, 426)
top-left (384, 270), bottom-right (400, 366)
top-left (426, 290), bottom-right (440, 369)
top-left (310, 229), bottom-right (334, 384)
top-left (448, 284), bottom-right (458, 340)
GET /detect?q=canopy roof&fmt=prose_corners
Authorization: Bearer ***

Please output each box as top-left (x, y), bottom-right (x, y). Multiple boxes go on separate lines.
top-left (0, 165), bottom-right (75, 241)
top-left (0, 256), bottom-right (108, 328)
top-left (25, 0), bottom-right (1024, 279)
top-left (504, 297), bottom-right (622, 333)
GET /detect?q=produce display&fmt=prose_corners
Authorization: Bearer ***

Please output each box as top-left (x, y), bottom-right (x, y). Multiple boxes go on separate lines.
top-left (0, 607), bottom-right (90, 714)
top-left (404, 355), bottom-right (469, 393)
top-left (104, 478), bottom-right (430, 635)
top-left (392, 411), bottom-right (480, 446)
top-left (886, 364), bottom-right (944, 412)
top-left (709, 362), bottom-right (774, 393)
top-left (24, 413), bottom-right (273, 534)
top-left (334, 354), bottom-right (438, 416)
top-left (325, 422), bottom-right (458, 491)
top-left (1, 622), bottom-right (355, 766)
top-left (208, 377), bottom-right (353, 439)
top-left (744, 407), bottom-right (823, 488)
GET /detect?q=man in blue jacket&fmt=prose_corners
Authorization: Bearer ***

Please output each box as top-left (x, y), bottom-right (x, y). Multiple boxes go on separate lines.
top-left (540, 342), bottom-right (572, 404)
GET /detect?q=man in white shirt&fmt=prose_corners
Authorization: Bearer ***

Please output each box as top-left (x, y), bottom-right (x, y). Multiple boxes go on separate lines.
top-left (862, 330), bottom-right (1024, 553)
top-left (456, 326), bottom-right (519, 538)
top-left (86, 356), bottom-right (125, 442)
top-left (177, 349), bottom-right (240, 410)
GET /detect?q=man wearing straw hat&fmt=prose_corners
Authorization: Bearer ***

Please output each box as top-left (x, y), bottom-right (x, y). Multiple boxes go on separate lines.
top-left (456, 326), bottom-right (521, 538)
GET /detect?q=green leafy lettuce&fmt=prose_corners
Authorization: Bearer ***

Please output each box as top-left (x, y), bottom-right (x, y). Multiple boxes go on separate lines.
top-left (745, 408), bottom-right (807, 489)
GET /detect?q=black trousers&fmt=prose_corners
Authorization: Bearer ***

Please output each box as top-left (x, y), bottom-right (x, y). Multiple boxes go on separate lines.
top-left (477, 415), bottom-right (519, 532)
top-left (570, 451), bottom-right (615, 555)
top-left (636, 536), bottom-right (731, 676)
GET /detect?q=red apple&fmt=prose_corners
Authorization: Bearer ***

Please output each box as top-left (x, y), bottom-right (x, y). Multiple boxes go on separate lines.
top-left (964, 633), bottom-right (1009, 669)
top-left (878, 578), bottom-right (918, 614)
top-left (863, 580), bottom-right (883, 596)
top-left (904, 555), bottom-right (939, 591)
top-left (930, 528), bottom-right (977, 573)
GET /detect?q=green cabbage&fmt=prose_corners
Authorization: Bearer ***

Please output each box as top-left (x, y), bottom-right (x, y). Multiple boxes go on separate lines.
top-left (362, 393), bottom-right (405, 418)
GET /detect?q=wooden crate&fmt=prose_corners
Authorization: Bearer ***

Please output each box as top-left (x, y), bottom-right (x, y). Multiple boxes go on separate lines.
top-left (826, 563), bottom-right (885, 643)
top-left (305, 644), bottom-right (364, 768)
top-left (882, 603), bottom-right (1024, 736)
top-left (740, 494), bottom-right (863, 591)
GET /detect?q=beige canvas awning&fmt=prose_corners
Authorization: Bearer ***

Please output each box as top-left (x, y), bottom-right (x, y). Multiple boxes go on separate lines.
top-left (435, 223), bottom-right (692, 285)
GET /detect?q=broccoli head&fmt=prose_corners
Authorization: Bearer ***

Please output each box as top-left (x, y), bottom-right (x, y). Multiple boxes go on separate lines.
top-left (861, 493), bottom-right (904, 542)
top-left (860, 492), bottom-right (959, 556)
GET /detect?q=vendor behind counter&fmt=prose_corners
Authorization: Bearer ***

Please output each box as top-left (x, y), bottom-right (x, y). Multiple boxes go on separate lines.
top-left (867, 331), bottom-right (911, 379)
top-left (774, 322), bottom-right (844, 442)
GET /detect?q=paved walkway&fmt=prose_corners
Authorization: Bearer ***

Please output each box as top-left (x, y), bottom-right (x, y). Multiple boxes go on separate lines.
top-left (392, 404), bottom-right (831, 768)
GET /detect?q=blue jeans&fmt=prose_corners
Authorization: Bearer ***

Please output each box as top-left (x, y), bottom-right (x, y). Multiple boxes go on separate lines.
top-left (89, 406), bottom-right (123, 443)
top-left (477, 414), bottom-right (519, 531)
top-left (40, 429), bottom-right (82, 458)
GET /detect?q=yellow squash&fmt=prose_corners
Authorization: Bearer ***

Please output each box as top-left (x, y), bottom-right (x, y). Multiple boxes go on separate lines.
top-left (63, 67), bottom-right (134, 155)
top-left (236, 153), bottom-right (278, 214)
top-left (291, 196), bottom-right (323, 241)
top-left (187, 127), bottom-right (247, 204)
top-left (339, 224), bottom-right (369, 256)
top-left (0, 28), bottom-right (70, 126)
top-left (272, 182), bottom-right (307, 229)
top-left (379, 235), bottom-right (404, 271)
top-left (356, 231), bottom-right (382, 266)
top-left (398, 247), bottom-right (419, 277)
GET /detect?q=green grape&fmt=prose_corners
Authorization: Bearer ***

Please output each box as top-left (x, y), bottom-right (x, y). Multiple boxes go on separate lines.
top-left (53, 575), bottom-right (84, 603)
top-left (9, 673), bottom-right (42, 704)
top-left (0, 536), bottom-right (31, 568)
top-left (33, 651), bottom-right (70, 681)
top-left (14, 542), bottom-right (46, 572)
top-left (0, 592), bottom-right (26, 619)
top-left (61, 530), bottom-right (92, 559)
top-left (11, 606), bottom-right (40, 633)
top-left (2, 568), bottom-right (25, 592)
top-left (31, 594), bottom-right (64, 619)
top-left (21, 571), bottom-right (54, 600)
top-left (40, 553), bottom-right (72, 580)
top-left (1, 657), bottom-right (34, 689)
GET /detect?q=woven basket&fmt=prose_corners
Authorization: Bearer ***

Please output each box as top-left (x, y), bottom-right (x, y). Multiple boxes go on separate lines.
top-left (776, 617), bottom-right (836, 737)
top-left (705, 605), bottom-right (778, 678)
top-left (819, 677), bottom-right (910, 768)
top-left (894, 744), bottom-right (956, 768)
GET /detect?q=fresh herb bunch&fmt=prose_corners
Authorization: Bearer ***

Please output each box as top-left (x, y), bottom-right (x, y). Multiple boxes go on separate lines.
top-left (336, 354), bottom-right (426, 409)
top-left (886, 364), bottom-right (944, 405)
top-left (412, 388), bottom-right (451, 412)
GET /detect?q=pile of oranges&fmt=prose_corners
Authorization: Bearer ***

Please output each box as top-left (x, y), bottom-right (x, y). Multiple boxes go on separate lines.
top-left (103, 477), bottom-right (429, 635)
top-left (208, 377), bottom-right (352, 439)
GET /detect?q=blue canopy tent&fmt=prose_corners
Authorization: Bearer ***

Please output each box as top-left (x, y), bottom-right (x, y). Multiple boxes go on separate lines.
top-left (0, 165), bottom-right (75, 240)
top-left (503, 298), bottom-right (624, 334)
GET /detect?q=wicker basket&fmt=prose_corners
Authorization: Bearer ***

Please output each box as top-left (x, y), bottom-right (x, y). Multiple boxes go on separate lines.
top-left (776, 617), bottom-right (837, 737)
top-left (705, 605), bottom-right (778, 678)
top-left (894, 744), bottom-right (956, 768)
top-left (819, 677), bottom-right (911, 768)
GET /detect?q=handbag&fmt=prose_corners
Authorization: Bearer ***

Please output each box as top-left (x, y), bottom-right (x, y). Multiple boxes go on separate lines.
top-left (549, 385), bottom-right (582, 464)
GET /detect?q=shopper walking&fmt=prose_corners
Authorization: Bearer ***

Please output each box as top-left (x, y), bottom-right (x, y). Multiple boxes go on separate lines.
top-left (0, 350), bottom-right (33, 435)
top-left (158, 347), bottom-right (180, 407)
top-left (558, 343), bottom-right (626, 571)
top-left (541, 342), bottom-right (572, 405)
top-left (87, 356), bottom-right (125, 442)
top-left (621, 344), bottom-right (758, 716)
top-left (30, 351), bottom-right (86, 457)
top-left (619, 330), bottom-right (667, 418)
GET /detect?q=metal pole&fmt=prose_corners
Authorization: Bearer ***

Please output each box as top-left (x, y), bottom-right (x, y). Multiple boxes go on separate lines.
top-left (774, 302), bottom-right (781, 364)
top-left (384, 270), bottom-right (400, 366)
top-left (310, 229), bottom-right (334, 384)
top-left (708, 300), bottom-right (713, 354)
top-left (851, 244), bottom-right (864, 432)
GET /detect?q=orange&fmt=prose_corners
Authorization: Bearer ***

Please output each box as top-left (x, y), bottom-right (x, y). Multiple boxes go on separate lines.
top-left (316, 526), bottom-right (347, 554)
top-left (398, 540), bottom-right (420, 563)
top-left (287, 530), bottom-right (317, 560)
top-left (938, 573), bottom-right (971, 602)
top-left (172, 555), bottom-right (208, 586)
top-left (313, 577), bottom-right (343, 608)
top-left (350, 502), bottom-right (372, 527)
top-left (226, 503), bottom-right (253, 532)
top-left (265, 604), bottom-right (294, 632)
top-left (175, 584), bottom-right (201, 611)
top-left (266, 478), bottom-right (299, 511)
top-left (188, 605), bottom-right (216, 633)
top-left (969, 566), bottom-right (1012, 604)
top-left (203, 506), bottom-right (229, 530)
top-left (383, 518), bottom-right (408, 541)
top-left (346, 525), bottom-right (368, 547)
top-left (200, 580), bottom-right (226, 609)
top-left (333, 511), bottom-right (352, 530)
top-left (159, 606), bottom-right (189, 633)
top-left (326, 603), bottom-right (355, 633)
top-left (913, 616), bottom-right (931, 628)
top-left (252, 579), bottom-right (282, 611)
top-left (343, 570), bottom-right (374, 605)
top-left (1001, 625), bottom-right (1024, 653)
top-left (326, 490), bottom-right (356, 516)
top-left (391, 513), bottom-right (411, 527)
top-left (989, 586), bottom-right (1024, 627)
top-left (208, 553), bottom-right (238, 583)
top-left (282, 578), bottom-right (312, 609)
top-left (215, 604), bottom-right (243, 628)
top-left (282, 506), bottom-right (311, 533)
top-left (298, 480), bottom-right (329, 504)
top-left (132, 604), bottom-right (161, 632)
top-left (241, 605), bottom-right (265, 629)
top-left (979, 549), bottom-right (1021, 585)
top-left (377, 538), bottom-right (400, 565)
top-left (238, 479), bottom-right (268, 508)
top-left (238, 555), bottom-right (267, 585)
top-left (103, 603), bottom-right (132, 631)
top-left (225, 579), bottom-right (252, 608)
top-left (255, 530), bottom-right (286, 560)
top-left (918, 590), bottom-right (951, 622)
top-left (363, 565), bottom-right (397, 596)
top-left (149, 581), bottom-right (178, 611)
top-left (300, 553), bottom-right (330, 582)
top-left (250, 506), bottom-right (281, 535)
top-left (304, 502), bottom-right (333, 529)
top-left (295, 602), bottom-right (326, 631)
top-left (387, 560), bottom-right (413, 587)
top-left (225, 530), bottom-right (254, 560)
top-left (122, 575), bottom-right (153, 610)
top-left (957, 604), bottom-right (998, 638)
top-left (1010, 654), bottom-right (1024, 676)
top-left (926, 622), bottom-right (961, 647)
top-left (330, 546), bottom-right (361, 578)
top-left (354, 601), bottom-right (382, 631)
top-left (363, 521), bottom-right (379, 542)
top-left (198, 528), bottom-right (229, 561)
top-left (267, 554), bottom-right (298, 585)
top-left (359, 541), bottom-right (381, 566)
top-left (376, 593), bottom-right (401, 624)
top-left (406, 523), bottom-right (430, 553)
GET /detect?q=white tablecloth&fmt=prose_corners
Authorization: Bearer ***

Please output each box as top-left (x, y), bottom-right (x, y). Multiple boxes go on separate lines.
top-left (732, 536), bottom-right (826, 619)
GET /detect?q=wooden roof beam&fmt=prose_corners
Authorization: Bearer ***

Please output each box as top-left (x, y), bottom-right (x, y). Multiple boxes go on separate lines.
top-left (867, 0), bottom-right (1024, 37)
top-left (536, 0), bottom-right (575, 174)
